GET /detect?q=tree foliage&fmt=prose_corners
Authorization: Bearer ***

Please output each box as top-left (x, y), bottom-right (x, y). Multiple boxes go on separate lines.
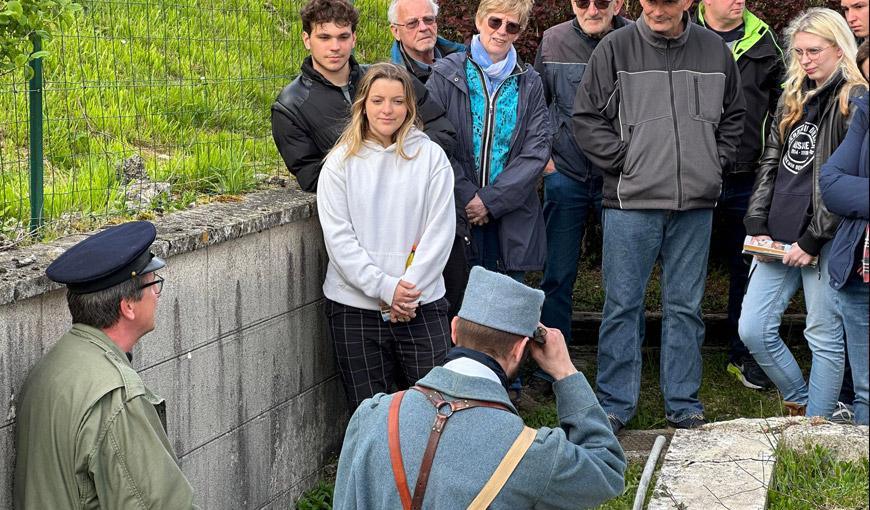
top-left (0, 0), bottom-right (82, 78)
top-left (439, 0), bottom-right (843, 63)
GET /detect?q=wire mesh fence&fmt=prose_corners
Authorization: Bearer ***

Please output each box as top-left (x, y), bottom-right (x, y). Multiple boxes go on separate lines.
top-left (0, 0), bottom-right (391, 245)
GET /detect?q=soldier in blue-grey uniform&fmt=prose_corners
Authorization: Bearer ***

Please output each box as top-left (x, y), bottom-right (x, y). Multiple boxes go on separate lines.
top-left (14, 221), bottom-right (198, 509)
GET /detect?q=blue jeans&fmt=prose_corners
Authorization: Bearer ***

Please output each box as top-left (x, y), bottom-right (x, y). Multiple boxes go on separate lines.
top-left (597, 209), bottom-right (712, 424)
top-left (540, 172), bottom-right (603, 343)
top-left (713, 173), bottom-right (754, 363)
top-left (828, 278), bottom-right (869, 425)
top-left (468, 221), bottom-right (524, 282)
top-left (738, 243), bottom-right (845, 417)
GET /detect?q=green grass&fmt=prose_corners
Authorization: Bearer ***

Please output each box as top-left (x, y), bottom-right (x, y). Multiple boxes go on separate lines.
top-left (0, 0), bottom-right (394, 238)
top-left (768, 444), bottom-right (869, 510)
top-left (293, 462), bottom-right (653, 510)
top-left (518, 349), bottom-right (794, 431)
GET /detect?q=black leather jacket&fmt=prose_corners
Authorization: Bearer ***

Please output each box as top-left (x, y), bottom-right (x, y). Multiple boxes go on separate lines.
top-left (744, 81), bottom-right (867, 255)
top-left (271, 56), bottom-right (457, 192)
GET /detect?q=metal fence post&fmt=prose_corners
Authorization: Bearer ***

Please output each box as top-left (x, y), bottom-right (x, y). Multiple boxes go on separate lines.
top-left (28, 35), bottom-right (45, 235)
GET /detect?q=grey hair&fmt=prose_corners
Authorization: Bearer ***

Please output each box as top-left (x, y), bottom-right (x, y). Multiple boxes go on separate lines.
top-left (388, 0), bottom-right (439, 24)
top-left (67, 277), bottom-right (144, 329)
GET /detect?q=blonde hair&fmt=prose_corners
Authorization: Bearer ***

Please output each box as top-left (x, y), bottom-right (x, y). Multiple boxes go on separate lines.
top-left (779, 8), bottom-right (864, 138)
top-left (333, 63), bottom-right (422, 160)
top-left (475, 0), bottom-right (535, 30)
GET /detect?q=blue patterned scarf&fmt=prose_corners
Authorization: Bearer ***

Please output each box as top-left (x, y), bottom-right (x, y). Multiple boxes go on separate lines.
top-left (469, 34), bottom-right (517, 96)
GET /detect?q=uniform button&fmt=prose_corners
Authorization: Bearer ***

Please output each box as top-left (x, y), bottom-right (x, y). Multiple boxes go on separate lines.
top-left (454, 77), bottom-right (459, 82)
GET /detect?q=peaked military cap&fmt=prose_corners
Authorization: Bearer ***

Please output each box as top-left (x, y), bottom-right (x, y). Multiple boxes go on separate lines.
top-left (46, 221), bottom-right (165, 294)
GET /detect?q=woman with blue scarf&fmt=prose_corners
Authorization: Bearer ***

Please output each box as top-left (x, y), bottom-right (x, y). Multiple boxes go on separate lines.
top-left (426, 0), bottom-right (550, 284)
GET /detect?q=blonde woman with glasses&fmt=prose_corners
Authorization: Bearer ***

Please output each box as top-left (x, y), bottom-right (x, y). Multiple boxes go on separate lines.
top-left (317, 63), bottom-right (456, 410)
top-left (740, 8), bottom-right (867, 418)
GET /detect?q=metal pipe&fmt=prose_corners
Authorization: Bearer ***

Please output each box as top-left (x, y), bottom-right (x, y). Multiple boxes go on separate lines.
top-left (632, 435), bottom-right (667, 510)
top-left (28, 35), bottom-right (45, 235)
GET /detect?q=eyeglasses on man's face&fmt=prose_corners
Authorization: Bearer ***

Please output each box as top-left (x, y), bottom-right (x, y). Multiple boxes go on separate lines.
top-left (393, 16), bottom-right (436, 30)
top-left (793, 45), bottom-right (832, 60)
top-left (487, 16), bottom-right (522, 35)
top-left (575, 0), bottom-right (613, 10)
top-left (139, 273), bottom-right (164, 295)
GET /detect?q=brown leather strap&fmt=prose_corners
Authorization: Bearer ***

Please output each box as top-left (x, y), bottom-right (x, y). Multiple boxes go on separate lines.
top-left (409, 385), bottom-right (511, 510)
top-left (388, 391), bottom-right (412, 510)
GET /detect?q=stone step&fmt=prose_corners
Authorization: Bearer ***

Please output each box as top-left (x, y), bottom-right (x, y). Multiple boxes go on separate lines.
top-left (648, 418), bottom-right (786, 510)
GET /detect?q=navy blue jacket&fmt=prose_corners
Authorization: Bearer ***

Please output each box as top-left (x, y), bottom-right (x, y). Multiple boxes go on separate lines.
top-left (821, 94), bottom-right (869, 289)
top-left (533, 16), bottom-right (631, 182)
top-left (426, 52), bottom-right (550, 271)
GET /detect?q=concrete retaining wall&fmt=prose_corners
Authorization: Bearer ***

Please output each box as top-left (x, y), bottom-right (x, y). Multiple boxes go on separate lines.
top-left (0, 188), bottom-right (347, 509)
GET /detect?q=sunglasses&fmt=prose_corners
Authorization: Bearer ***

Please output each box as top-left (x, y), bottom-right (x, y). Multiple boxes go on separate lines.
top-left (574, 0), bottom-right (613, 9)
top-left (393, 16), bottom-right (437, 30)
top-left (487, 16), bottom-right (522, 35)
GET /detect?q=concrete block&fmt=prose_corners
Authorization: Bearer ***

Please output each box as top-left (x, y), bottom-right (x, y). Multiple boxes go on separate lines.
top-left (0, 296), bottom-right (52, 429)
top-left (205, 228), bottom-right (273, 339)
top-left (0, 424), bottom-right (14, 510)
top-left (266, 218), bottom-right (327, 318)
top-left (649, 418), bottom-right (785, 510)
top-left (780, 420), bottom-right (869, 462)
top-left (179, 376), bottom-right (347, 510)
top-left (140, 302), bottom-right (334, 457)
top-left (137, 249), bottom-right (212, 366)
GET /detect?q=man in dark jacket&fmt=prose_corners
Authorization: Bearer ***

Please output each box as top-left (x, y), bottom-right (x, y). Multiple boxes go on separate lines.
top-left (573, 0), bottom-right (744, 432)
top-left (533, 0), bottom-right (630, 346)
top-left (695, 0), bottom-right (784, 391)
top-left (271, 0), bottom-right (456, 192)
top-left (389, 0), bottom-right (465, 84)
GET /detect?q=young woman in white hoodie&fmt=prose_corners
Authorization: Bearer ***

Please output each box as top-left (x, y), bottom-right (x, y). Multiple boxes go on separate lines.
top-left (317, 63), bottom-right (456, 409)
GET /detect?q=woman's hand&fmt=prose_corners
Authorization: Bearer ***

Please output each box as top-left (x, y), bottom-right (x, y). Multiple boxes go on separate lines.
top-left (782, 244), bottom-right (814, 267)
top-left (751, 235), bottom-right (777, 263)
top-left (465, 194), bottom-right (490, 227)
top-left (390, 280), bottom-right (421, 323)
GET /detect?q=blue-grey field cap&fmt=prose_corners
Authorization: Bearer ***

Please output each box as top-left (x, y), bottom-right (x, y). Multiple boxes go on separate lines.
top-left (458, 266), bottom-right (545, 338)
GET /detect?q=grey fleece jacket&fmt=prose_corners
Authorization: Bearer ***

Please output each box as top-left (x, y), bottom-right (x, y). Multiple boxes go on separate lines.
top-left (573, 13), bottom-right (745, 210)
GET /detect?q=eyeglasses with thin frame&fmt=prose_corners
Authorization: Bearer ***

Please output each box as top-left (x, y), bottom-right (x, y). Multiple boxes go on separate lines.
top-left (793, 45), bottom-right (832, 60)
top-left (139, 273), bottom-right (164, 295)
top-left (392, 16), bottom-right (436, 30)
top-left (487, 16), bottom-right (522, 35)
top-left (574, 0), bottom-right (613, 10)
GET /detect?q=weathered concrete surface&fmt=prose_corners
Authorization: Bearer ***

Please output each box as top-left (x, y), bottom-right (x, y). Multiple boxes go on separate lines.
top-left (0, 187), bottom-right (346, 509)
top-left (649, 418), bottom-right (787, 510)
top-left (780, 420), bottom-right (869, 462)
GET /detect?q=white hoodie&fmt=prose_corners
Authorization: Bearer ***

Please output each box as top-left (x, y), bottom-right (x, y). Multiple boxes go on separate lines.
top-left (317, 128), bottom-right (456, 310)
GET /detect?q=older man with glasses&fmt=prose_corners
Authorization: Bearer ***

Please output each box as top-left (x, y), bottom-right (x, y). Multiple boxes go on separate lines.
top-left (14, 221), bottom-right (199, 509)
top-left (389, 0), bottom-right (465, 84)
top-left (532, 0), bottom-right (631, 374)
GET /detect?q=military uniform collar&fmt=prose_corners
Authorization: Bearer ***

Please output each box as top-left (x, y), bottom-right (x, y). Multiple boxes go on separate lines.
top-left (69, 323), bottom-right (131, 366)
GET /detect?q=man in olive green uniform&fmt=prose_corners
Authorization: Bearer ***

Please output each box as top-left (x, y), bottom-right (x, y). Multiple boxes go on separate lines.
top-left (14, 221), bottom-right (198, 509)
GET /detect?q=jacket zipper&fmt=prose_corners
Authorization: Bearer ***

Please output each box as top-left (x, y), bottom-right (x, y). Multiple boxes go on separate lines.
top-left (667, 41), bottom-right (683, 208)
top-left (693, 75), bottom-right (701, 117)
top-left (468, 60), bottom-right (525, 187)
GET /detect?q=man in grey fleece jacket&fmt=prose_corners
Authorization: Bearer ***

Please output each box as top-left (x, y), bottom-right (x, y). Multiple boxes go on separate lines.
top-left (572, 0), bottom-right (744, 432)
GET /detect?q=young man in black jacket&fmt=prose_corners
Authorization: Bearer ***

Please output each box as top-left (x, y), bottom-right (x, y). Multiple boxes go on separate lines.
top-left (271, 0), bottom-right (456, 193)
top-left (695, 0), bottom-right (784, 391)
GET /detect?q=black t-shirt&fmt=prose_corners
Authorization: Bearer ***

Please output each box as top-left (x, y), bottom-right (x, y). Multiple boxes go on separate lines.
top-left (709, 24), bottom-right (745, 50)
top-left (767, 75), bottom-right (843, 243)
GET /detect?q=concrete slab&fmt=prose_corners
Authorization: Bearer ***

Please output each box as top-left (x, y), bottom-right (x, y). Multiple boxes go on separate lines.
top-left (0, 424), bottom-right (13, 510)
top-left (780, 420), bottom-right (869, 462)
top-left (648, 418), bottom-right (788, 510)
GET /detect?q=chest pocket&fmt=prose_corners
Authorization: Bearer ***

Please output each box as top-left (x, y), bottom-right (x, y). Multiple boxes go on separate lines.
top-left (686, 71), bottom-right (726, 124)
top-left (553, 63), bottom-right (586, 114)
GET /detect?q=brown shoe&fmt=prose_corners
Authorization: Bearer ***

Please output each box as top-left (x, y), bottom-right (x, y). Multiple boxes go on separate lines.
top-left (784, 401), bottom-right (806, 417)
